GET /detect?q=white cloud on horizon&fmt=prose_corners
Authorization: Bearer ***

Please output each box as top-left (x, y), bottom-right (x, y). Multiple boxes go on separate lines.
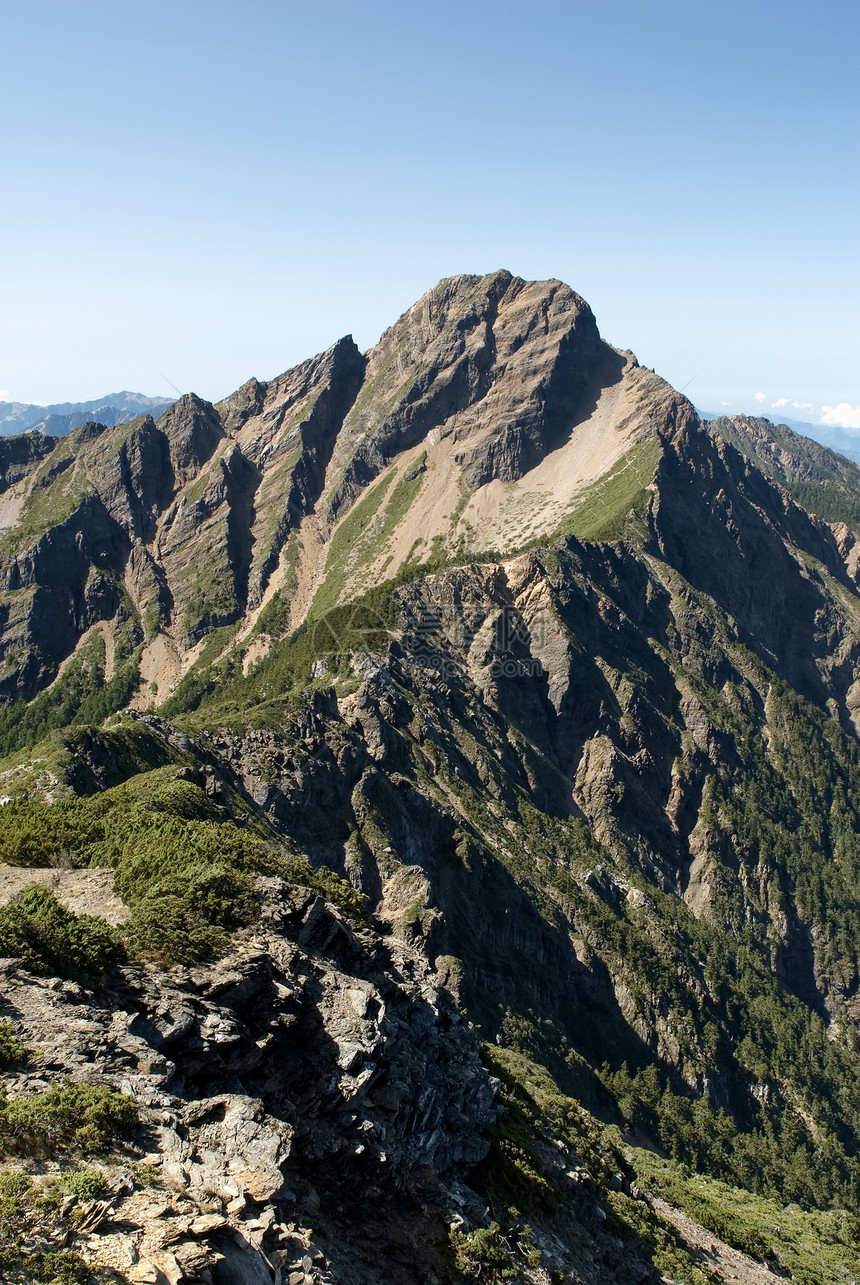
top-left (712, 393), bottom-right (860, 433)
top-left (0, 391), bottom-right (10, 402)
top-left (765, 397), bottom-right (816, 417)
top-left (820, 403), bottom-right (860, 430)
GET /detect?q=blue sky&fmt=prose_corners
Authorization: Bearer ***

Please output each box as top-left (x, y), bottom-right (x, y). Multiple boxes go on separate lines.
top-left (1, 0), bottom-right (857, 427)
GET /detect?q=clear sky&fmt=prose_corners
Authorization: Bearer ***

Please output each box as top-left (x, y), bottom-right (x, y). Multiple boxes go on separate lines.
top-left (1, 0), bottom-right (857, 427)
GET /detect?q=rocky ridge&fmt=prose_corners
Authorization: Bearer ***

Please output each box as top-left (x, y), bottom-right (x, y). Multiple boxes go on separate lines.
top-left (0, 270), bottom-right (691, 706)
top-left (1, 277), bottom-right (856, 721)
top-left (0, 874), bottom-right (666, 1285)
top-left (3, 275), bottom-right (860, 1282)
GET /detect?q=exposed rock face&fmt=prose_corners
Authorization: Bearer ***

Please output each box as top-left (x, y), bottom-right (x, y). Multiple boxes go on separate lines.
top-left (706, 412), bottom-right (860, 488)
top-left (0, 431), bottom-right (58, 489)
top-left (225, 335), bottom-right (367, 607)
top-left (650, 424), bottom-right (860, 711)
top-left (324, 271), bottom-right (603, 516)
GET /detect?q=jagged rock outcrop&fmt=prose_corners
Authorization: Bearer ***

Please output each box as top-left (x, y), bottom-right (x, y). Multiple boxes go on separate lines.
top-left (0, 873), bottom-right (666, 1284)
top-left (1, 880), bottom-right (496, 1284)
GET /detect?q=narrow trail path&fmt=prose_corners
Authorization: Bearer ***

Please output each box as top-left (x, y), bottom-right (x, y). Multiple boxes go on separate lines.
top-left (653, 1196), bottom-right (785, 1285)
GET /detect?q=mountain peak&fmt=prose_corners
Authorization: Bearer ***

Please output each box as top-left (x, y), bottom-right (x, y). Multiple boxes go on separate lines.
top-left (0, 273), bottom-right (807, 708)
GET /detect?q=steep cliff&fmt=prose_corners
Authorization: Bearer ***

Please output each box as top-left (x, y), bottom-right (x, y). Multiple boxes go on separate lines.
top-left (706, 412), bottom-right (860, 530)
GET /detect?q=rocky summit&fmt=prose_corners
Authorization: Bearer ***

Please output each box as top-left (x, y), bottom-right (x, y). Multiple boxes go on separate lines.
top-left (2, 274), bottom-right (860, 1283)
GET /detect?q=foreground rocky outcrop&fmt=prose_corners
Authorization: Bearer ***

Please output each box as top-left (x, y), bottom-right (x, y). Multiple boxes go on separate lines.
top-left (1, 879), bottom-right (493, 1284)
top-left (0, 876), bottom-right (668, 1284)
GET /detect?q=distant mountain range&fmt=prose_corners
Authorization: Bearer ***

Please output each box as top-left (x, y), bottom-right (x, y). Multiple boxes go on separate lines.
top-left (700, 408), bottom-right (860, 464)
top-left (0, 391), bottom-right (175, 437)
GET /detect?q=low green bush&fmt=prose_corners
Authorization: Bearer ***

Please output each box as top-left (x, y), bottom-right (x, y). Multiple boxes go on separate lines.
top-left (0, 1168), bottom-right (108, 1283)
top-left (55, 1169), bottom-right (107, 1203)
top-left (450, 1221), bottom-right (516, 1280)
top-left (0, 1081), bottom-right (136, 1157)
top-left (634, 1149), bottom-right (860, 1285)
top-left (1, 1246), bottom-right (88, 1285)
top-left (0, 886), bottom-right (125, 985)
top-left (0, 1021), bottom-right (31, 1070)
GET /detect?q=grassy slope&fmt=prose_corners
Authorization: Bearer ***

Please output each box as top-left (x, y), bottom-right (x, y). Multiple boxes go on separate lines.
top-left (0, 614), bottom-right (143, 759)
top-left (556, 439), bottom-right (662, 542)
top-left (311, 457), bottom-right (427, 617)
top-left (634, 1150), bottom-right (860, 1285)
top-left (0, 747), bottom-right (364, 965)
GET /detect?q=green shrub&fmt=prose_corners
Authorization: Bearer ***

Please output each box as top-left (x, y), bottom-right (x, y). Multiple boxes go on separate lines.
top-left (0, 768), bottom-right (365, 966)
top-left (129, 1162), bottom-right (160, 1188)
top-left (0, 1169), bottom-right (98, 1283)
top-left (0, 886), bottom-right (125, 986)
top-left (58, 1169), bottom-right (107, 1203)
top-left (0, 798), bottom-right (110, 867)
top-left (254, 587), bottom-right (292, 638)
top-left (12, 1249), bottom-right (89, 1284)
top-left (787, 478), bottom-right (860, 530)
top-left (0, 1081), bottom-right (136, 1157)
top-left (450, 1221), bottom-right (516, 1280)
top-left (604, 1188), bottom-right (720, 1285)
top-left (634, 1150), bottom-right (860, 1285)
top-left (0, 1021), bottom-right (31, 1070)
